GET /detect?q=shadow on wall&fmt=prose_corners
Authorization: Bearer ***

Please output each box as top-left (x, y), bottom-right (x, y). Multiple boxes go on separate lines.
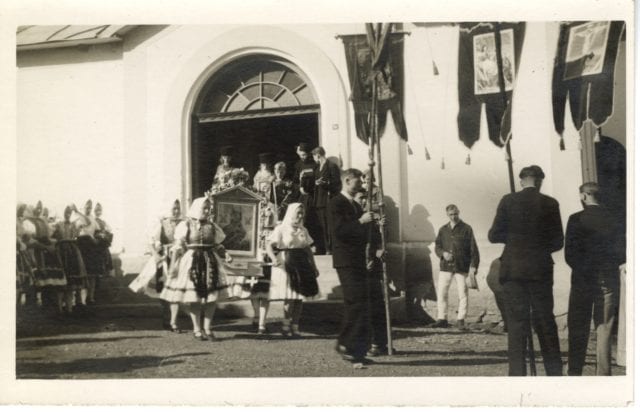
top-left (403, 204), bottom-right (438, 324)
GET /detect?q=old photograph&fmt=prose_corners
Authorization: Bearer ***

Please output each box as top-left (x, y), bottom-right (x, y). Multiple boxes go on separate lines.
top-left (1, 0), bottom-right (635, 407)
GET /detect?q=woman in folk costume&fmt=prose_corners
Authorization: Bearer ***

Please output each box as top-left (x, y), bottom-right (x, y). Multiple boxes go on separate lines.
top-left (270, 161), bottom-right (299, 222)
top-left (16, 203), bottom-right (35, 306)
top-left (266, 203), bottom-right (319, 337)
top-left (94, 202), bottom-right (114, 277)
top-left (51, 204), bottom-right (89, 314)
top-left (24, 201), bottom-right (67, 313)
top-left (253, 152), bottom-right (275, 196)
top-left (75, 199), bottom-right (104, 304)
top-left (160, 197), bottom-right (233, 341)
top-left (212, 145), bottom-right (235, 188)
top-left (129, 199), bottom-right (184, 332)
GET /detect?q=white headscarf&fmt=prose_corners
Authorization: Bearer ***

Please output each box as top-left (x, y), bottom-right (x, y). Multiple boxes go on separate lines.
top-left (281, 203), bottom-right (304, 228)
top-left (186, 197), bottom-right (209, 220)
top-left (164, 199), bottom-right (182, 219)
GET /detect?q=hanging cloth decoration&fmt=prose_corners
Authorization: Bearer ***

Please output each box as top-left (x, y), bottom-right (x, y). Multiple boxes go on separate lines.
top-left (342, 28), bottom-right (409, 144)
top-left (552, 21), bottom-right (625, 150)
top-left (457, 22), bottom-right (526, 149)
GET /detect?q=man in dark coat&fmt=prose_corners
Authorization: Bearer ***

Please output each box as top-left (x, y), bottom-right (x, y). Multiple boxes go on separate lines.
top-left (330, 168), bottom-right (378, 363)
top-left (312, 146), bottom-right (342, 255)
top-left (565, 182), bottom-right (625, 376)
top-left (293, 143), bottom-right (320, 248)
top-left (488, 165), bottom-right (564, 376)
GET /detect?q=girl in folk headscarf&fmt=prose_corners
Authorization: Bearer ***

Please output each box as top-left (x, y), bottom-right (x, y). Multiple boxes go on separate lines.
top-left (160, 197), bottom-right (233, 341)
top-left (24, 201), bottom-right (67, 313)
top-left (16, 203), bottom-right (35, 306)
top-left (52, 204), bottom-right (89, 314)
top-left (266, 203), bottom-right (319, 337)
top-left (129, 199), bottom-right (184, 332)
top-left (75, 199), bottom-right (103, 305)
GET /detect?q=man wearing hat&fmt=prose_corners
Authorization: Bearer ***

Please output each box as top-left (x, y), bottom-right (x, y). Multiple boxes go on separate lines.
top-left (488, 165), bottom-right (564, 376)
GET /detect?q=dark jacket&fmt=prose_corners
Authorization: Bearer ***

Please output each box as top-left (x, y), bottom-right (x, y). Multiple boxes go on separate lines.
top-left (565, 205), bottom-right (625, 284)
top-left (435, 220), bottom-right (479, 273)
top-left (293, 158), bottom-right (317, 198)
top-left (329, 193), bottom-right (368, 269)
top-left (313, 159), bottom-right (342, 208)
top-left (488, 187), bottom-right (564, 282)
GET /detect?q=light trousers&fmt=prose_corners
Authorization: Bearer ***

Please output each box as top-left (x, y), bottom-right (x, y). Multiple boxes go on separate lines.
top-left (436, 271), bottom-right (468, 321)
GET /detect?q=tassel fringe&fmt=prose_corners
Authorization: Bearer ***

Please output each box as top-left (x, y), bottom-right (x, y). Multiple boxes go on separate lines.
top-left (407, 143), bottom-right (413, 155)
top-left (441, 157), bottom-right (445, 170)
top-left (432, 60), bottom-right (439, 76)
top-left (424, 147), bottom-right (431, 160)
top-left (578, 137), bottom-right (583, 151)
top-left (559, 136), bottom-right (565, 151)
top-left (504, 148), bottom-right (511, 161)
top-left (465, 154), bottom-right (471, 165)
top-left (594, 128), bottom-right (601, 143)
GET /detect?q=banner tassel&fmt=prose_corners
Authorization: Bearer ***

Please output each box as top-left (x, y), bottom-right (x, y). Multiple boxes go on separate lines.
top-left (578, 137), bottom-right (583, 151)
top-left (432, 60), bottom-right (439, 76)
top-left (559, 136), bottom-right (565, 151)
top-left (441, 157), bottom-right (445, 170)
top-left (504, 147), bottom-right (511, 161)
top-left (407, 143), bottom-right (413, 155)
top-left (594, 128), bottom-right (601, 143)
top-left (424, 147), bottom-right (431, 160)
top-left (465, 154), bottom-right (471, 165)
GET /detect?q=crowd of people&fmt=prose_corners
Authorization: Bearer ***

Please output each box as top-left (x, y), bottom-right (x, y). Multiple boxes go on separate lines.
top-left (16, 141), bottom-right (627, 376)
top-left (16, 199), bottom-right (114, 317)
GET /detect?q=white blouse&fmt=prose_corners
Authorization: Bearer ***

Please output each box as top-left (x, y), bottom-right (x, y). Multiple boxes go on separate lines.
top-left (268, 224), bottom-right (313, 249)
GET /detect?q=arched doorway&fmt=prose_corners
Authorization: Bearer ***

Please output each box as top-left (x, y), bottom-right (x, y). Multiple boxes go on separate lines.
top-left (190, 54), bottom-right (320, 196)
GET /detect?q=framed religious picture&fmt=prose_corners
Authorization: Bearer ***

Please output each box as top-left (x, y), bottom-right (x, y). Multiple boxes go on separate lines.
top-left (473, 28), bottom-right (515, 95)
top-left (563, 21), bottom-right (611, 80)
top-left (215, 200), bottom-right (258, 257)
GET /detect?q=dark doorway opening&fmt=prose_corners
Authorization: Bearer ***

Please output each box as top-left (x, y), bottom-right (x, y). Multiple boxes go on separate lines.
top-left (191, 113), bottom-right (319, 197)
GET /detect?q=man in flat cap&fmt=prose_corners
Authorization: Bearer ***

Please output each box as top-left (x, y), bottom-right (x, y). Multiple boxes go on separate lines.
top-left (488, 165), bottom-right (564, 376)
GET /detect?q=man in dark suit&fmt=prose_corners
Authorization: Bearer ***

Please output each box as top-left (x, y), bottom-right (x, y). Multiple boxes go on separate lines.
top-left (312, 146), bottom-right (342, 255)
top-left (330, 168), bottom-right (378, 363)
top-left (565, 182), bottom-right (625, 376)
top-left (488, 165), bottom-right (564, 376)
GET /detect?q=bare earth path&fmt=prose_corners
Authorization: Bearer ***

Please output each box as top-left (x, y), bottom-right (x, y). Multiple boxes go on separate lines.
top-left (16, 304), bottom-right (624, 379)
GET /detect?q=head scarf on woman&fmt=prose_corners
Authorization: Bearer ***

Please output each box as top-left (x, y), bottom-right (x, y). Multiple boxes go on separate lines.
top-left (281, 203), bottom-right (304, 228)
top-left (186, 197), bottom-right (210, 220)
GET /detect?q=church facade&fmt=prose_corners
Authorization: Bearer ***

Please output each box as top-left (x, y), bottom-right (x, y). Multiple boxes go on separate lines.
top-left (16, 23), bottom-right (628, 315)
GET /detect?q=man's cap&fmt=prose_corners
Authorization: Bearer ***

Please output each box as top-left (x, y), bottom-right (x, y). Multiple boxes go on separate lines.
top-left (220, 145), bottom-right (234, 156)
top-left (297, 142), bottom-right (311, 153)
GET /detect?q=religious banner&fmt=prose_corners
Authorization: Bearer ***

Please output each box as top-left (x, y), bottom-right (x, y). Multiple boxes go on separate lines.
top-left (552, 21), bottom-right (625, 149)
top-left (342, 29), bottom-right (408, 143)
top-left (457, 22), bottom-right (526, 149)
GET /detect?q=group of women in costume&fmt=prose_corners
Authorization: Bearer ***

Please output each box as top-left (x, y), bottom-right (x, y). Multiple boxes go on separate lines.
top-left (16, 199), bottom-right (114, 316)
top-left (130, 149), bottom-right (321, 341)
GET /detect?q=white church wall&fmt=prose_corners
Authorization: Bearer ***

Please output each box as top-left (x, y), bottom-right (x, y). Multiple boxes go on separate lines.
top-left (17, 44), bottom-right (126, 253)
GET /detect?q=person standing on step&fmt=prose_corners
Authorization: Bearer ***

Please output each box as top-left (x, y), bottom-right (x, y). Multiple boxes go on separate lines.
top-left (270, 161), bottom-right (299, 222)
top-left (311, 146), bottom-right (342, 255)
top-left (293, 143), bottom-right (319, 252)
top-left (212, 145), bottom-right (235, 189)
top-left (266, 203), bottom-right (319, 338)
top-left (433, 204), bottom-right (479, 330)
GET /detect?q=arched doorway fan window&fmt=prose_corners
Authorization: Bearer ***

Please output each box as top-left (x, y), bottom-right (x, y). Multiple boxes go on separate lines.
top-left (190, 55), bottom-right (320, 197)
top-left (195, 55), bottom-right (319, 121)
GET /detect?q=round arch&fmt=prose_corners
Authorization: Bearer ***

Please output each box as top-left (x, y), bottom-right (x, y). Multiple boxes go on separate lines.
top-left (163, 25), bottom-right (350, 204)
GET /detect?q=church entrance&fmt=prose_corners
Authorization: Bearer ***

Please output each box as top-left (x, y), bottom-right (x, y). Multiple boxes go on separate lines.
top-left (190, 54), bottom-right (320, 197)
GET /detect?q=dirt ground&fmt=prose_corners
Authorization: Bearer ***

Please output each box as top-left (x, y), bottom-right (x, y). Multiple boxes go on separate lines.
top-left (15, 302), bottom-right (625, 379)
